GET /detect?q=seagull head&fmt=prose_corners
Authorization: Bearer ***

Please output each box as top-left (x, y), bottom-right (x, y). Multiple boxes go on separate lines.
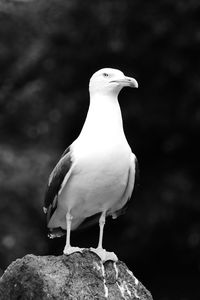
top-left (89, 68), bottom-right (138, 97)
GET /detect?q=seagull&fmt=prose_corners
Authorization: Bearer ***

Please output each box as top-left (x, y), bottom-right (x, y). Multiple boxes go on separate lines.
top-left (43, 68), bottom-right (138, 262)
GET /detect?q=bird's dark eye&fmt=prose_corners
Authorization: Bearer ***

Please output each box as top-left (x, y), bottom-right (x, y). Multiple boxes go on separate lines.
top-left (103, 73), bottom-right (109, 77)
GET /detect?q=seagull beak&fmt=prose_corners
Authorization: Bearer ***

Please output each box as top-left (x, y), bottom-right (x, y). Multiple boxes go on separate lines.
top-left (110, 76), bottom-right (138, 88)
top-left (124, 76), bottom-right (138, 88)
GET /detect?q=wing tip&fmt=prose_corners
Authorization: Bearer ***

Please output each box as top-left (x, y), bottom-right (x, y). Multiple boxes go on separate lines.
top-left (48, 227), bottom-right (66, 239)
top-left (43, 207), bottom-right (48, 214)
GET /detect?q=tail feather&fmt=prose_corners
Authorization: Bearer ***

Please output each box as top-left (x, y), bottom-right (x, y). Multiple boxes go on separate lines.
top-left (47, 210), bottom-right (85, 238)
top-left (48, 227), bottom-right (66, 239)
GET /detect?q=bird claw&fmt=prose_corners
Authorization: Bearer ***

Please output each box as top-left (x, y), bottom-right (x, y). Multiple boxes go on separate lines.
top-left (105, 251), bottom-right (118, 262)
top-left (63, 246), bottom-right (83, 255)
top-left (90, 247), bottom-right (118, 262)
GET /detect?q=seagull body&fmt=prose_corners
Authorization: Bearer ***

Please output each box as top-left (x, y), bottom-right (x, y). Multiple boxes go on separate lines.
top-left (44, 68), bottom-right (138, 261)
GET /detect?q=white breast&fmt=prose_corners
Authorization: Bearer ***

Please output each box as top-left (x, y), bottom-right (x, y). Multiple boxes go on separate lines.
top-left (58, 136), bottom-right (131, 219)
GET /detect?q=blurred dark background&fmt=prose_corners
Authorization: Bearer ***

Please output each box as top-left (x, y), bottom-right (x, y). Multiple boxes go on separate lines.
top-left (0, 0), bottom-right (200, 299)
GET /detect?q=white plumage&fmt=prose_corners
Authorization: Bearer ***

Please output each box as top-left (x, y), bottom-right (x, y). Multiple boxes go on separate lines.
top-left (44, 68), bottom-right (138, 261)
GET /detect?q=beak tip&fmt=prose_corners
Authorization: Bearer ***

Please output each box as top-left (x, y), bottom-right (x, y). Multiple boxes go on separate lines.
top-left (125, 76), bottom-right (138, 88)
top-left (131, 80), bottom-right (139, 89)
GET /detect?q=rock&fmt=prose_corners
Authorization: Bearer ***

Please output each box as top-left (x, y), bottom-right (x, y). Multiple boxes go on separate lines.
top-left (0, 250), bottom-right (153, 300)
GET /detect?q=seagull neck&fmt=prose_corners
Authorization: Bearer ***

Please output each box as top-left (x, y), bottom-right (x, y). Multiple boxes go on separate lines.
top-left (89, 93), bottom-right (120, 110)
top-left (81, 94), bottom-right (124, 136)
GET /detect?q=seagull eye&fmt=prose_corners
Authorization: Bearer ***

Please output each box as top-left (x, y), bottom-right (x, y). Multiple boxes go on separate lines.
top-left (103, 73), bottom-right (109, 77)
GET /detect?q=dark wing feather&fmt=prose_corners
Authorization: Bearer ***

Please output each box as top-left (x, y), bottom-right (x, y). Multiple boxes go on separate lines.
top-left (43, 146), bottom-right (72, 223)
top-left (60, 146), bottom-right (71, 158)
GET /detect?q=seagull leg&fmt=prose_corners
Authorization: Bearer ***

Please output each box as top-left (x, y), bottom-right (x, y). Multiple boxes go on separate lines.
top-left (63, 211), bottom-right (82, 255)
top-left (98, 210), bottom-right (106, 249)
top-left (65, 211), bottom-right (72, 249)
top-left (90, 211), bottom-right (118, 262)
